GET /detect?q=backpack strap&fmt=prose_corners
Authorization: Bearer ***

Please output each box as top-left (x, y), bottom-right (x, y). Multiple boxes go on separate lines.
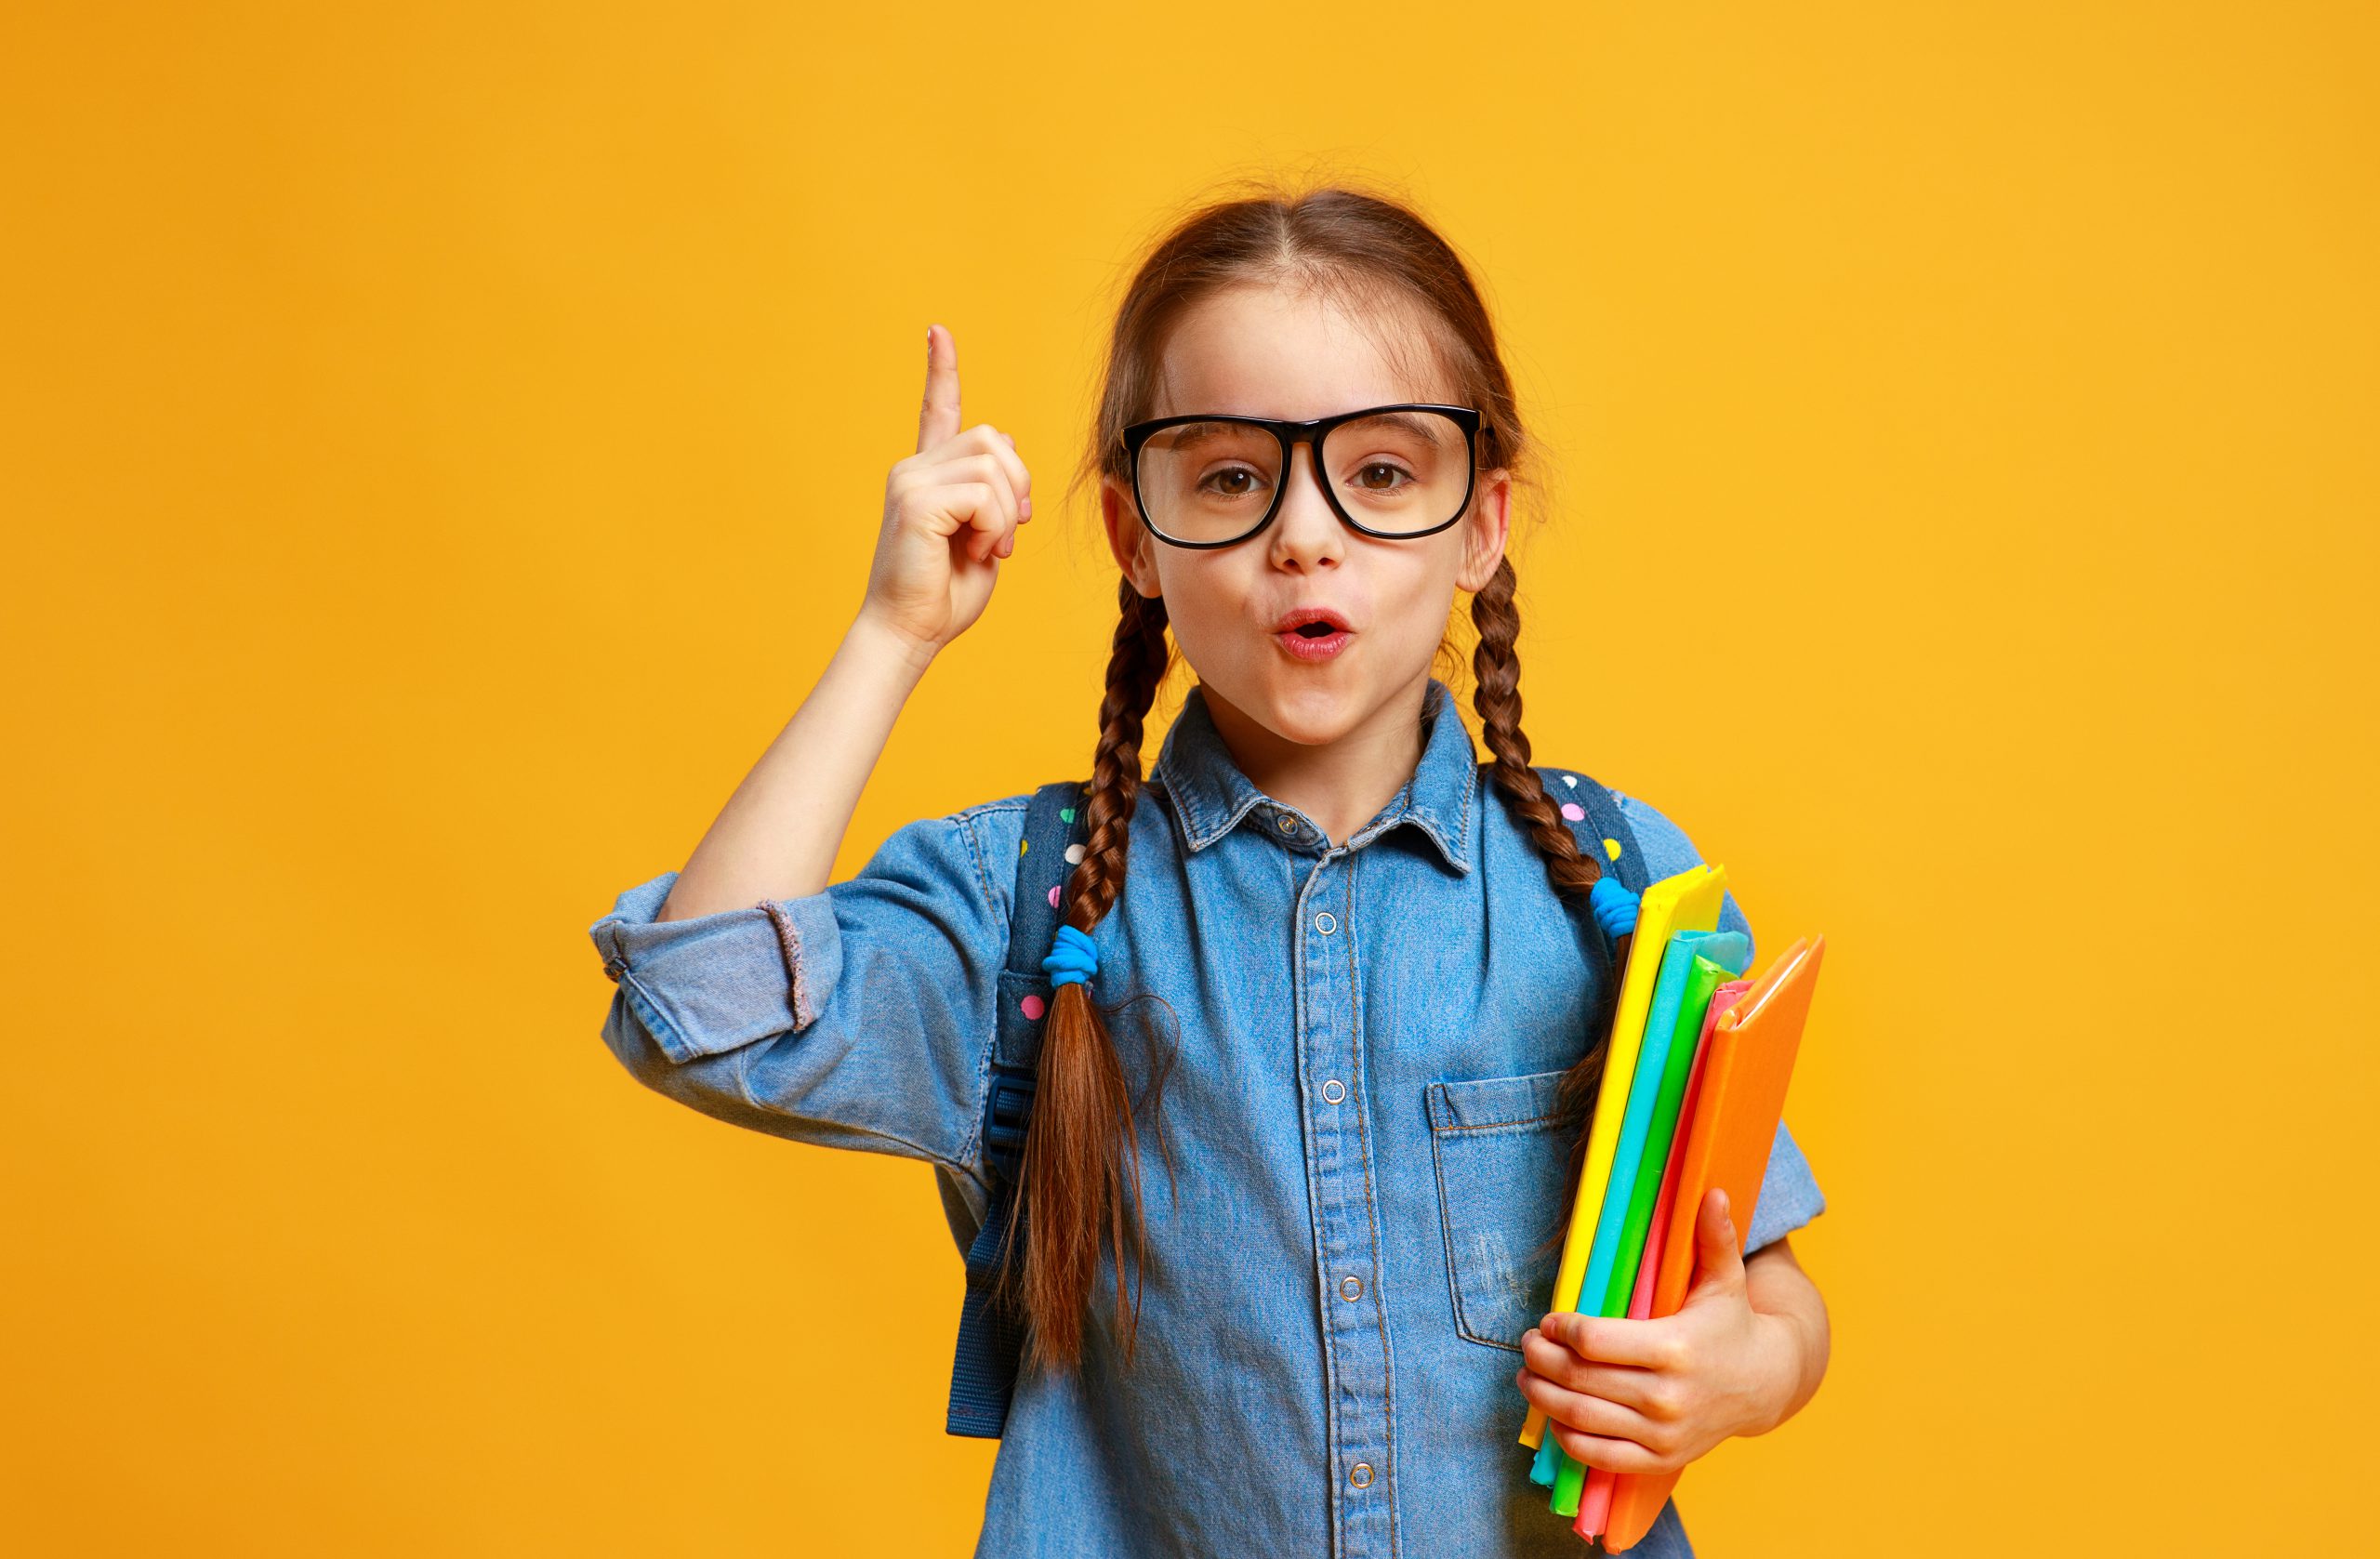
top-left (1536, 767), bottom-right (1651, 896)
top-left (945, 778), bottom-right (1093, 1439)
top-left (1532, 765), bottom-right (1653, 1032)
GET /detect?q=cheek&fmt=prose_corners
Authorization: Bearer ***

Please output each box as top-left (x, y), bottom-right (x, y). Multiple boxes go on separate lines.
top-left (1376, 559), bottom-right (1464, 653)
top-left (1149, 565), bottom-right (1245, 669)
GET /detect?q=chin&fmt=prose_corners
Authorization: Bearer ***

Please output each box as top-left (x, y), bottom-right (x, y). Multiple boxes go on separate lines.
top-left (1248, 675), bottom-right (1368, 746)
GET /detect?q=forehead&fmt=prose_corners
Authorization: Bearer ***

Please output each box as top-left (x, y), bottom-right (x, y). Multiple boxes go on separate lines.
top-left (1150, 283), bottom-right (1454, 420)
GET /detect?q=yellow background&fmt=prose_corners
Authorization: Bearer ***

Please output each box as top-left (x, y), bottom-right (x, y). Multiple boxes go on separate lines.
top-left (7, 2), bottom-right (2374, 1552)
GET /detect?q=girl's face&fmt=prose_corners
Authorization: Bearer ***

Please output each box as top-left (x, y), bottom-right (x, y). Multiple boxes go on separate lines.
top-left (1100, 283), bottom-right (1510, 754)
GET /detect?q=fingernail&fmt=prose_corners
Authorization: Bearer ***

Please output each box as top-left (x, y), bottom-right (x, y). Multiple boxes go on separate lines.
top-left (1020, 497), bottom-right (1034, 518)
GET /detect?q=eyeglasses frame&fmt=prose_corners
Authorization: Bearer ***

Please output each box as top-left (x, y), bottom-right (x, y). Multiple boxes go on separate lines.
top-left (1118, 402), bottom-right (1486, 549)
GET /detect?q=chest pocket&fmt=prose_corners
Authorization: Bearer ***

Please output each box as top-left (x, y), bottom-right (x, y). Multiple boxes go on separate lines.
top-left (1425, 1067), bottom-right (1574, 1353)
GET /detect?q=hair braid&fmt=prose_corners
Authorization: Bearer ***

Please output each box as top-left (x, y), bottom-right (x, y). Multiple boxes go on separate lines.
top-left (1009, 579), bottom-right (1174, 1378)
top-left (1470, 556), bottom-right (1622, 1251)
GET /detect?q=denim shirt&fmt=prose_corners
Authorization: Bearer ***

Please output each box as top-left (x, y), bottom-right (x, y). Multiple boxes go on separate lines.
top-left (588, 676), bottom-right (1826, 1559)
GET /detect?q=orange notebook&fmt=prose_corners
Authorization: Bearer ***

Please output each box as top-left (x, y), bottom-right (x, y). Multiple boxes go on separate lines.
top-left (1597, 935), bottom-right (1827, 1553)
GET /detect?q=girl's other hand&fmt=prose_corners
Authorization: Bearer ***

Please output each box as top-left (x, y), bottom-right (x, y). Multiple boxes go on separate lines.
top-left (856, 324), bottom-right (1035, 661)
top-left (1510, 1189), bottom-right (1799, 1476)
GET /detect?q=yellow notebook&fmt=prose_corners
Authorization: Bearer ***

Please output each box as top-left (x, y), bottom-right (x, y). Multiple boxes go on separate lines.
top-left (1517, 863), bottom-right (1729, 1452)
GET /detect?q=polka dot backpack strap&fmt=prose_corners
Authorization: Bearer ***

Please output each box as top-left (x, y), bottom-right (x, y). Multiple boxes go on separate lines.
top-left (1537, 765), bottom-right (1653, 897)
top-left (945, 776), bottom-right (1093, 1439)
top-left (1534, 764), bottom-right (1655, 999)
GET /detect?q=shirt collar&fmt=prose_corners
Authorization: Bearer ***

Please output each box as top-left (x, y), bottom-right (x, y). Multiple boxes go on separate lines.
top-left (1150, 676), bottom-right (1475, 874)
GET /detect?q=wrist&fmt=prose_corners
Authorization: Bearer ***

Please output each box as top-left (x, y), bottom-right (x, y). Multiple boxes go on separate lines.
top-left (1739, 1310), bottom-right (1811, 1438)
top-left (845, 609), bottom-right (940, 685)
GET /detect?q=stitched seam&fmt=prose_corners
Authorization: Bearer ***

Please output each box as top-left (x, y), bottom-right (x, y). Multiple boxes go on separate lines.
top-left (957, 1032), bottom-right (993, 1174)
top-left (1147, 775), bottom-right (1197, 856)
top-left (1430, 1114), bottom-right (1565, 1135)
top-left (1286, 867), bottom-right (1345, 1550)
top-left (1211, 790), bottom-right (1267, 848)
top-left (956, 809), bottom-right (1003, 926)
top-left (1342, 849), bottom-right (1398, 1553)
top-left (1428, 1058), bottom-right (1558, 1354)
top-left (962, 795), bottom-right (1042, 1174)
top-left (615, 967), bottom-right (694, 1064)
top-left (1158, 745), bottom-right (1217, 846)
top-left (1428, 1114), bottom-right (1474, 1342)
top-left (1427, 1098), bottom-right (1525, 1353)
top-left (1450, 733), bottom-right (1474, 868)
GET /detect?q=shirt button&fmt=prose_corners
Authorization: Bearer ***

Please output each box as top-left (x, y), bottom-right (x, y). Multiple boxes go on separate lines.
top-left (1315, 911), bottom-right (1337, 935)
top-left (1340, 1275), bottom-right (1363, 1301)
top-left (1321, 1078), bottom-right (1346, 1104)
top-left (1350, 1462), bottom-right (1374, 1489)
top-left (1275, 810), bottom-right (1302, 836)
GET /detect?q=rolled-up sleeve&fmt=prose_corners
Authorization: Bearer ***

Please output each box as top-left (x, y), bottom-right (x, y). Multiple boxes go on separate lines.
top-left (1615, 789), bottom-right (1828, 1254)
top-left (1740, 1118), bottom-right (1827, 1255)
top-left (587, 799), bottom-right (1026, 1169)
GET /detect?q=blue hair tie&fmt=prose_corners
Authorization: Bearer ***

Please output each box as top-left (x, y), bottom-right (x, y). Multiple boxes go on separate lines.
top-left (1588, 875), bottom-right (1639, 940)
top-left (1041, 923), bottom-right (1101, 989)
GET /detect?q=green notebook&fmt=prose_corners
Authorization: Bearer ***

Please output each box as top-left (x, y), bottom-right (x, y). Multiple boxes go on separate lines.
top-left (1600, 949), bottom-right (1750, 1315)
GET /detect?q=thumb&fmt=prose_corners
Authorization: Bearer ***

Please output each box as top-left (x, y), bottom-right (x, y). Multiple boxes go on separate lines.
top-left (1686, 1186), bottom-right (1746, 1300)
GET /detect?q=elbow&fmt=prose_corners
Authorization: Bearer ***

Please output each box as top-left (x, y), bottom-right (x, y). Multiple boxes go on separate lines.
top-left (595, 986), bottom-right (762, 1121)
top-left (597, 986), bottom-right (694, 1094)
top-left (596, 987), bottom-right (841, 1150)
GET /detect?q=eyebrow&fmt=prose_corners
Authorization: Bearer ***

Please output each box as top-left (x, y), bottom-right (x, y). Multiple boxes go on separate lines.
top-left (1347, 410), bottom-right (1440, 442)
top-left (1159, 407), bottom-right (1442, 447)
top-left (1159, 419), bottom-right (1267, 454)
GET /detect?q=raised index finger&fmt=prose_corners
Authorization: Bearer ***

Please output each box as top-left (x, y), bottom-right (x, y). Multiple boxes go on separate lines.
top-left (918, 324), bottom-right (961, 455)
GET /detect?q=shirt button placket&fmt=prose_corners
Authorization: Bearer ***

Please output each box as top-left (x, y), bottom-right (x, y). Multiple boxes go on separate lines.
top-left (1294, 851), bottom-right (1391, 1558)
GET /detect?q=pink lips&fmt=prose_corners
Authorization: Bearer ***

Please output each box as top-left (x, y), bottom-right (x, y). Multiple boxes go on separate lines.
top-left (1271, 607), bottom-right (1354, 663)
top-left (1276, 627), bottom-right (1351, 661)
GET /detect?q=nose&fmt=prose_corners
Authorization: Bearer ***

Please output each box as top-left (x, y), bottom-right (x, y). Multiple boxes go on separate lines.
top-left (1266, 441), bottom-right (1344, 573)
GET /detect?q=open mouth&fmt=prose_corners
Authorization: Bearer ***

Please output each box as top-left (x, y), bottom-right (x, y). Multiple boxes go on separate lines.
top-left (1273, 609), bottom-right (1355, 662)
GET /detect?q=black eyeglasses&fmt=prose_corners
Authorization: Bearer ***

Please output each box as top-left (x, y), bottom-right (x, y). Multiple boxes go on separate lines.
top-left (1120, 403), bottom-right (1484, 548)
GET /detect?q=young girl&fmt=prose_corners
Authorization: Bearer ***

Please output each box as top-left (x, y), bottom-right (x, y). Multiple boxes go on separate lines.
top-left (589, 185), bottom-right (1831, 1558)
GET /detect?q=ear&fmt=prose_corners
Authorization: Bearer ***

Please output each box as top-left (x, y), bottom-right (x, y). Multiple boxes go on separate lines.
top-left (1102, 474), bottom-right (1164, 599)
top-left (1453, 467), bottom-right (1512, 593)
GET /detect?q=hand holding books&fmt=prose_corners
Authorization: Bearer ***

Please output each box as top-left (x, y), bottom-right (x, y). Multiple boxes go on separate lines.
top-left (1510, 860), bottom-right (1827, 1550)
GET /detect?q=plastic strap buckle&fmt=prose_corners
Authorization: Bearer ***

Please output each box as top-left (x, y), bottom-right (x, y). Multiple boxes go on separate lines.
top-left (983, 1062), bottom-right (1037, 1186)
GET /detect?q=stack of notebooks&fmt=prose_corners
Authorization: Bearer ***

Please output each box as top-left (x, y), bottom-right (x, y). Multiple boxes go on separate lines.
top-left (1514, 862), bottom-right (1826, 1551)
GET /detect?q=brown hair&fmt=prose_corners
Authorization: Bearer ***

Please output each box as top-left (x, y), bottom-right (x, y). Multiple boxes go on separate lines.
top-left (1010, 178), bottom-right (1620, 1379)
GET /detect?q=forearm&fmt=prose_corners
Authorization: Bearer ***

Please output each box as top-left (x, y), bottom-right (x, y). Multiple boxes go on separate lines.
top-left (1739, 1240), bottom-right (1831, 1436)
top-left (658, 613), bottom-right (935, 920)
